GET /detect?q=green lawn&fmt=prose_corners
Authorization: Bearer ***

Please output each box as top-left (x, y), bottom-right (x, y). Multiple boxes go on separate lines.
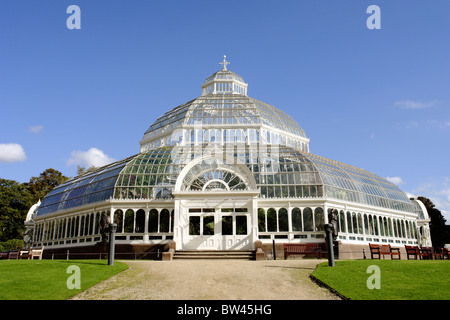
top-left (0, 260), bottom-right (128, 300)
top-left (312, 259), bottom-right (450, 300)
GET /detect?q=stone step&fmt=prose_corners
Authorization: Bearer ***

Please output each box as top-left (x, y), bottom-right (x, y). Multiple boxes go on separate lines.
top-left (173, 250), bottom-right (255, 260)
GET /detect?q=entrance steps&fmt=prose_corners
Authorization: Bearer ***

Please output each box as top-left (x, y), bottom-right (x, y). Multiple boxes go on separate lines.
top-left (173, 250), bottom-right (255, 260)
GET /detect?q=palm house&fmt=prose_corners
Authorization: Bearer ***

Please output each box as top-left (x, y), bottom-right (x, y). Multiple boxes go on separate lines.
top-left (25, 56), bottom-right (431, 259)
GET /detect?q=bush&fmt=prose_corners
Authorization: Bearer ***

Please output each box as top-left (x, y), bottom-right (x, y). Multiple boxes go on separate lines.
top-left (0, 239), bottom-right (24, 251)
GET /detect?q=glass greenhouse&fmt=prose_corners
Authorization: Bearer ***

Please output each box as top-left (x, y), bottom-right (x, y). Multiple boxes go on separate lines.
top-left (26, 57), bottom-right (431, 259)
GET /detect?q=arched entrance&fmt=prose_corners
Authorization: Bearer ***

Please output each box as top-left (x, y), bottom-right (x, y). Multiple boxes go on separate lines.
top-left (172, 155), bottom-right (259, 250)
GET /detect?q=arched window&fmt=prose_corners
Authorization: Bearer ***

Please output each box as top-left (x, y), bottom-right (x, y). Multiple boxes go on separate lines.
top-left (88, 213), bottom-right (94, 235)
top-left (369, 214), bottom-right (375, 235)
top-left (364, 214), bottom-right (369, 235)
top-left (267, 208), bottom-right (277, 232)
top-left (406, 221), bottom-right (411, 239)
top-left (94, 213), bottom-right (100, 235)
top-left (114, 209), bottom-right (124, 233)
top-left (80, 216), bottom-right (85, 237)
top-left (303, 207), bottom-right (313, 231)
top-left (401, 220), bottom-right (406, 238)
top-left (278, 208), bottom-right (288, 232)
top-left (292, 208), bottom-right (302, 231)
top-left (357, 213), bottom-right (363, 234)
top-left (160, 209), bottom-right (170, 233)
top-left (258, 208), bottom-right (266, 232)
top-left (413, 222), bottom-right (418, 239)
top-left (314, 207), bottom-right (324, 231)
top-left (373, 215), bottom-right (379, 236)
top-left (347, 211), bottom-right (353, 234)
top-left (148, 209), bottom-right (158, 233)
top-left (379, 216), bottom-right (384, 236)
top-left (396, 220), bottom-right (402, 238)
top-left (74, 216), bottom-right (79, 238)
top-left (62, 218), bottom-right (67, 239)
top-left (352, 212), bottom-right (357, 234)
top-left (135, 209), bottom-right (145, 233)
top-left (339, 210), bottom-right (346, 233)
top-left (383, 217), bottom-right (389, 237)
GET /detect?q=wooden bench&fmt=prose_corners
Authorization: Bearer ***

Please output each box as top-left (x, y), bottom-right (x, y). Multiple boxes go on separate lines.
top-left (370, 244), bottom-right (401, 259)
top-left (20, 247), bottom-right (44, 260)
top-left (0, 252), bottom-right (9, 260)
top-left (284, 243), bottom-right (321, 260)
top-left (420, 247), bottom-right (434, 260)
top-left (30, 247), bottom-right (44, 260)
top-left (405, 245), bottom-right (422, 260)
top-left (19, 249), bottom-right (31, 259)
top-left (7, 250), bottom-right (20, 259)
top-left (369, 244), bottom-right (381, 259)
top-left (380, 244), bottom-right (401, 260)
top-left (443, 248), bottom-right (450, 260)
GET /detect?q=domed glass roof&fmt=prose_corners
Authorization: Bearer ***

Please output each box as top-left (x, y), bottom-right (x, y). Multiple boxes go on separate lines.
top-left (140, 56), bottom-right (309, 153)
top-left (36, 58), bottom-right (420, 217)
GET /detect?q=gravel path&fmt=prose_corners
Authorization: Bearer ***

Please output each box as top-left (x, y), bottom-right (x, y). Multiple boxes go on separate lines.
top-left (71, 259), bottom-right (340, 300)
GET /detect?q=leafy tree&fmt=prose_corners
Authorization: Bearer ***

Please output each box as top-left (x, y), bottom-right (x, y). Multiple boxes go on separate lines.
top-left (0, 179), bottom-right (33, 242)
top-left (76, 165), bottom-right (98, 176)
top-left (417, 196), bottom-right (449, 248)
top-left (25, 168), bottom-right (69, 203)
top-left (0, 169), bottom-right (68, 244)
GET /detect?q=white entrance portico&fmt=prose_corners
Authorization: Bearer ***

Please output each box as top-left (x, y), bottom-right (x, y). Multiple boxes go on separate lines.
top-left (172, 154), bottom-right (260, 250)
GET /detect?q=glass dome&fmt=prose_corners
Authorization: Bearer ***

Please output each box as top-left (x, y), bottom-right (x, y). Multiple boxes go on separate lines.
top-left (140, 62), bottom-right (309, 154)
top-left (36, 59), bottom-right (419, 217)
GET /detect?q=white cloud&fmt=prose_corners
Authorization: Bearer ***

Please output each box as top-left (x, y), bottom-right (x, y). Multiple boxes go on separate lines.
top-left (394, 99), bottom-right (438, 109)
top-left (67, 147), bottom-right (115, 168)
top-left (386, 176), bottom-right (404, 185)
top-left (0, 143), bottom-right (27, 163)
top-left (29, 125), bottom-right (44, 133)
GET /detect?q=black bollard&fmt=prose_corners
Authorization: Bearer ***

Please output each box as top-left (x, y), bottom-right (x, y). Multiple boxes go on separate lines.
top-left (108, 223), bottom-right (117, 266)
top-left (272, 239), bottom-right (276, 260)
top-left (325, 223), bottom-right (335, 267)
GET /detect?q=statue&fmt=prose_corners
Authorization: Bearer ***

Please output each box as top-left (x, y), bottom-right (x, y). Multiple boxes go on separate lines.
top-left (99, 212), bottom-right (111, 244)
top-left (328, 209), bottom-right (339, 241)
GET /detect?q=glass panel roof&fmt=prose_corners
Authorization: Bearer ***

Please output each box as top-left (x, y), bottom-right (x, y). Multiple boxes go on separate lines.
top-left (37, 144), bottom-right (418, 217)
top-left (305, 153), bottom-right (416, 212)
top-left (141, 95), bottom-right (308, 151)
top-left (36, 155), bottom-right (135, 217)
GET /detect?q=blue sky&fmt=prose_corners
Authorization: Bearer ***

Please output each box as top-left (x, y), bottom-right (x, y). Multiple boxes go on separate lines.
top-left (1, 1), bottom-right (449, 220)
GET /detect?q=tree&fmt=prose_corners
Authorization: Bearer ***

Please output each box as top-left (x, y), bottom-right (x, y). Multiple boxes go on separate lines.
top-left (0, 169), bottom-right (69, 244)
top-left (0, 179), bottom-right (33, 242)
top-left (76, 165), bottom-right (98, 176)
top-left (25, 168), bottom-right (69, 203)
top-left (417, 196), bottom-right (449, 248)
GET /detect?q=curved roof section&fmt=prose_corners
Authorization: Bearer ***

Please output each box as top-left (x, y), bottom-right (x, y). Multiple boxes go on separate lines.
top-left (113, 145), bottom-right (417, 213)
top-left (36, 155), bottom-right (135, 217)
top-left (141, 95), bottom-right (307, 143)
top-left (304, 153), bottom-right (416, 213)
top-left (37, 145), bottom-right (419, 218)
top-left (140, 66), bottom-right (308, 150)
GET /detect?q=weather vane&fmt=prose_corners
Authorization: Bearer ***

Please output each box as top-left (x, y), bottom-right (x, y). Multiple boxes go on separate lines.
top-left (219, 55), bottom-right (230, 71)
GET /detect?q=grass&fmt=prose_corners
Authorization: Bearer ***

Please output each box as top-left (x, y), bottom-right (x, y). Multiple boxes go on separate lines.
top-left (311, 259), bottom-right (450, 300)
top-left (0, 259), bottom-right (128, 300)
